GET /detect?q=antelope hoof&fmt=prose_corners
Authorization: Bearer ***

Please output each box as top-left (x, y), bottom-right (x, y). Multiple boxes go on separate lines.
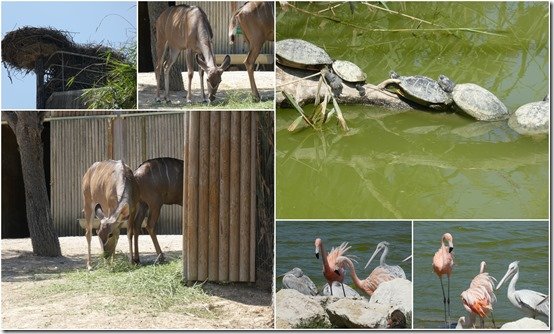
top-left (252, 96), bottom-right (261, 103)
top-left (154, 253), bottom-right (166, 265)
top-left (87, 264), bottom-right (93, 271)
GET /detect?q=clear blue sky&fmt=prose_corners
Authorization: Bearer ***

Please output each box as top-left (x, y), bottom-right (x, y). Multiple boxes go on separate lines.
top-left (1, 1), bottom-right (136, 109)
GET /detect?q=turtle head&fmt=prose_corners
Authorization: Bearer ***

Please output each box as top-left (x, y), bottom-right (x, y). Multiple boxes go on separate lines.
top-left (389, 70), bottom-right (400, 79)
top-left (438, 75), bottom-right (455, 93)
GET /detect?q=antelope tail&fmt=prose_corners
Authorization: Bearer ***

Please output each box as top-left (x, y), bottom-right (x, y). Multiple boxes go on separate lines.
top-left (228, 14), bottom-right (238, 44)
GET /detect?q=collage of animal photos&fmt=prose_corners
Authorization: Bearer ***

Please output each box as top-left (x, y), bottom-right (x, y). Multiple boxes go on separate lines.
top-left (0, 0), bottom-right (550, 331)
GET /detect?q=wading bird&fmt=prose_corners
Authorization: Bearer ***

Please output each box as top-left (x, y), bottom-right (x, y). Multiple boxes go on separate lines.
top-left (432, 232), bottom-right (455, 326)
top-left (462, 261), bottom-right (497, 328)
top-left (496, 261), bottom-right (549, 321)
top-left (281, 267), bottom-right (318, 296)
top-left (363, 241), bottom-right (407, 295)
top-left (314, 238), bottom-right (350, 296)
top-left (321, 281), bottom-right (360, 297)
top-left (334, 255), bottom-right (373, 296)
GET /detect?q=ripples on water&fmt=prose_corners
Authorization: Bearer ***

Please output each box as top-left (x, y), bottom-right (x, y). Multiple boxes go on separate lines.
top-left (276, 2), bottom-right (548, 219)
top-left (413, 221), bottom-right (549, 328)
top-left (276, 221), bottom-right (412, 292)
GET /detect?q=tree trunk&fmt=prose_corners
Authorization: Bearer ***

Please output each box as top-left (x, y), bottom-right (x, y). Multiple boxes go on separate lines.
top-left (255, 111), bottom-right (274, 291)
top-left (148, 2), bottom-right (185, 91)
top-left (4, 111), bottom-right (61, 257)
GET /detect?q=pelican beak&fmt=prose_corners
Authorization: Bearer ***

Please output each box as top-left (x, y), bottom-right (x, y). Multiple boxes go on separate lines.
top-left (496, 269), bottom-right (512, 290)
top-left (315, 246), bottom-right (320, 259)
top-left (402, 255), bottom-right (412, 262)
top-left (365, 246), bottom-right (381, 269)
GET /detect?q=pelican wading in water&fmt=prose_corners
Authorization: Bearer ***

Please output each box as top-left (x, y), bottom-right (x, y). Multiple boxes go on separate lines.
top-left (363, 241), bottom-right (407, 295)
top-left (314, 238), bottom-right (351, 296)
top-left (496, 261), bottom-right (549, 322)
top-left (432, 233), bottom-right (454, 327)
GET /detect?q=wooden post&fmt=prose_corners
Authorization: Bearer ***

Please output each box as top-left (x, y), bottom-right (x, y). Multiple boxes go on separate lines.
top-left (186, 111), bottom-right (200, 282)
top-left (208, 111), bottom-right (220, 281)
top-left (182, 112), bottom-right (189, 283)
top-left (229, 111), bottom-right (241, 282)
top-left (218, 112), bottom-right (231, 281)
top-left (197, 112), bottom-right (210, 280)
top-left (239, 112), bottom-right (251, 282)
top-left (250, 112), bottom-right (258, 282)
top-left (35, 57), bottom-right (45, 109)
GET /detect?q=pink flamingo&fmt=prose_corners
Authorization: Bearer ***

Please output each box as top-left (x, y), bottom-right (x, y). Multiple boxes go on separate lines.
top-left (461, 261), bottom-right (497, 328)
top-left (314, 238), bottom-right (350, 296)
top-left (334, 255), bottom-right (373, 296)
top-left (432, 232), bottom-right (454, 326)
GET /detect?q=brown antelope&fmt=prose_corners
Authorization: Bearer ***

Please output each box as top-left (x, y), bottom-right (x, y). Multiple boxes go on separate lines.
top-left (155, 5), bottom-right (231, 103)
top-left (82, 160), bottom-right (140, 270)
top-left (228, 1), bottom-right (274, 102)
top-left (133, 157), bottom-right (184, 263)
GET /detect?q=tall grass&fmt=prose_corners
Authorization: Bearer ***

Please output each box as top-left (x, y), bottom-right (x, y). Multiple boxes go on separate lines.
top-left (38, 256), bottom-right (214, 317)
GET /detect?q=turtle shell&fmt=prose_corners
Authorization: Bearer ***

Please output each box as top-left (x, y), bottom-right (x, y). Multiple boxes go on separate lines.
top-left (451, 83), bottom-right (508, 121)
top-left (508, 100), bottom-right (549, 135)
top-left (396, 75), bottom-right (452, 106)
top-left (332, 60), bottom-right (366, 83)
top-left (276, 39), bottom-right (332, 70)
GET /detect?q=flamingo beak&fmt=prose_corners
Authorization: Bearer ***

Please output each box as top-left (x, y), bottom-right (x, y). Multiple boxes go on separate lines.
top-left (364, 247), bottom-right (381, 269)
top-left (315, 246), bottom-right (320, 259)
top-left (448, 247), bottom-right (454, 253)
top-left (334, 269), bottom-right (340, 275)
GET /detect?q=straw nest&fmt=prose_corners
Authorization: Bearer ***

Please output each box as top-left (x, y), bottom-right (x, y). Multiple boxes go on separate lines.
top-left (1, 26), bottom-right (123, 72)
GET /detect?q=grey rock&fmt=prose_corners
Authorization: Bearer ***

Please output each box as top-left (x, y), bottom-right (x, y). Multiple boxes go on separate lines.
top-left (508, 100), bottom-right (549, 135)
top-left (500, 317), bottom-right (548, 329)
top-left (326, 298), bottom-right (389, 328)
top-left (369, 278), bottom-right (413, 326)
top-left (275, 289), bottom-right (330, 329)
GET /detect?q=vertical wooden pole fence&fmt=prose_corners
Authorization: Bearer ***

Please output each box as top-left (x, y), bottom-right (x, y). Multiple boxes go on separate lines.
top-left (183, 111), bottom-right (258, 283)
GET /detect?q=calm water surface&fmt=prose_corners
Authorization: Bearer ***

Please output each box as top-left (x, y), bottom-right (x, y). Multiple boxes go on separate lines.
top-left (276, 221), bottom-right (412, 293)
top-left (413, 221), bottom-right (549, 328)
top-left (276, 2), bottom-right (549, 219)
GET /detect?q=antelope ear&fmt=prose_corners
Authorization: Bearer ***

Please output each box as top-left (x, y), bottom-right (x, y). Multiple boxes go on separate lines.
top-left (220, 55), bottom-right (231, 71)
top-left (119, 203), bottom-right (130, 220)
top-left (94, 204), bottom-right (104, 219)
top-left (196, 54), bottom-right (208, 71)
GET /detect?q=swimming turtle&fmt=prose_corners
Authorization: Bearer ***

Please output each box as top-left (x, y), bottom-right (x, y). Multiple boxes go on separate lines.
top-left (438, 75), bottom-right (508, 121)
top-left (276, 39), bottom-right (333, 70)
top-left (507, 99), bottom-right (549, 135)
top-left (377, 71), bottom-right (453, 109)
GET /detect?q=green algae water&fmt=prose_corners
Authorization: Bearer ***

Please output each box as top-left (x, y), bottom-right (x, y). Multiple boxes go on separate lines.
top-left (413, 221), bottom-right (549, 328)
top-left (276, 220), bottom-right (412, 293)
top-left (276, 2), bottom-right (549, 219)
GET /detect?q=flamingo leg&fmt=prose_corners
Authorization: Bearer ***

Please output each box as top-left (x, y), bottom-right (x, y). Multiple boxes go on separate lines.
top-left (341, 282), bottom-right (346, 297)
top-left (439, 276), bottom-right (448, 326)
top-left (491, 311), bottom-right (496, 328)
top-left (447, 275), bottom-right (451, 326)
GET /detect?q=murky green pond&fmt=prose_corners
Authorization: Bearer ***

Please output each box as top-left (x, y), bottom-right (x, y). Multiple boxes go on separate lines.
top-left (276, 220), bottom-right (412, 293)
top-left (276, 2), bottom-right (549, 219)
top-left (413, 221), bottom-right (549, 328)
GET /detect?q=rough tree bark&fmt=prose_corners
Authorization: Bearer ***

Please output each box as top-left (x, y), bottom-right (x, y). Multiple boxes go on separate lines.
top-left (4, 111), bottom-right (61, 257)
top-left (148, 2), bottom-right (185, 91)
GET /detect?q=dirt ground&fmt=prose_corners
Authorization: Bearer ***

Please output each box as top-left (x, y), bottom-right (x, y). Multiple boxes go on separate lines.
top-left (1, 235), bottom-right (273, 330)
top-left (138, 71), bottom-right (275, 108)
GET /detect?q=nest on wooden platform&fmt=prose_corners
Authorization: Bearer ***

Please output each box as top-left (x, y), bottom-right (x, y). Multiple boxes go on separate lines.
top-left (2, 26), bottom-right (126, 97)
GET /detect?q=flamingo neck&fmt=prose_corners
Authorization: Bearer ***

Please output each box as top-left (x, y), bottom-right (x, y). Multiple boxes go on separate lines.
top-left (343, 257), bottom-right (364, 290)
top-left (319, 242), bottom-right (330, 272)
